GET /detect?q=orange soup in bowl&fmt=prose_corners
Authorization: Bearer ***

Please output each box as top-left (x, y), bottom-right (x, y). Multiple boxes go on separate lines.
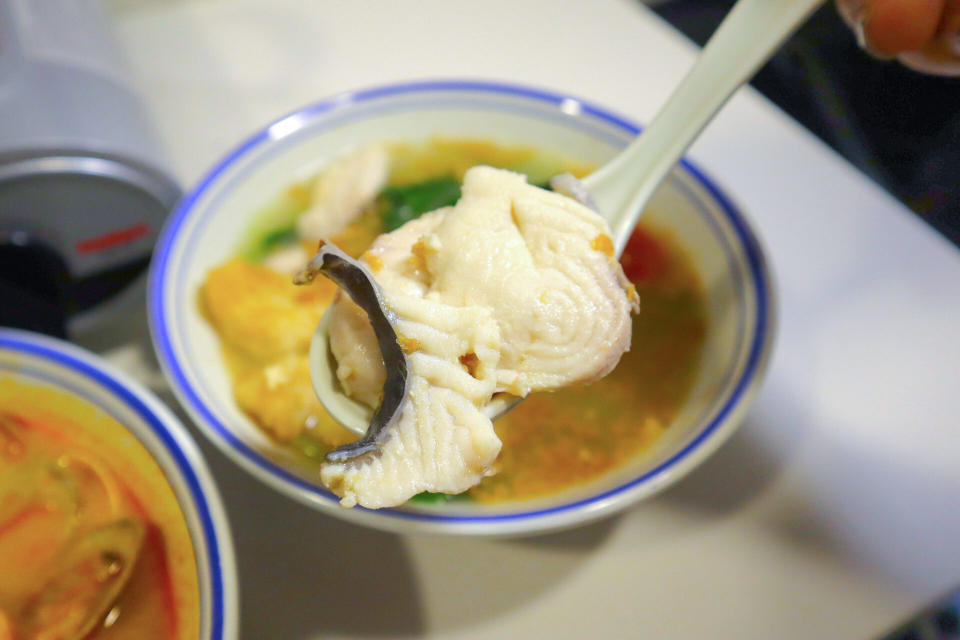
top-left (0, 377), bottom-right (200, 640)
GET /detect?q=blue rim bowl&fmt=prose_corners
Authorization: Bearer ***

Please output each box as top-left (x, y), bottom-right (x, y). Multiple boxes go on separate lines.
top-left (0, 328), bottom-right (238, 637)
top-left (149, 80), bottom-right (776, 536)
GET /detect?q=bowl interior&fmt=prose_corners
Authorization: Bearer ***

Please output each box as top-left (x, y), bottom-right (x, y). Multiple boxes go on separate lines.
top-left (153, 84), bottom-right (768, 534)
top-left (0, 330), bottom-right (236, 637)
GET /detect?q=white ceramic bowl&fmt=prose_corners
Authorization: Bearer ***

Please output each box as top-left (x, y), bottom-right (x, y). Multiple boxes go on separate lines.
top-left (0, 328), bottom-right (238, 637)
top-left (149, 80), bottom-right (775, 536)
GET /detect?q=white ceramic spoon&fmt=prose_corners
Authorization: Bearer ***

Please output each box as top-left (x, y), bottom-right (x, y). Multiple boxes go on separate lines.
top-left (305, 0), bottom-right (825, 443)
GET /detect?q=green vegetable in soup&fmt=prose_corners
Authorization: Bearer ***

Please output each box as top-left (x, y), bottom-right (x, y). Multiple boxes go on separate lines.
top-left (409, 491), bottom-right (467, 505)
top-left (240, 181), bottom-right (311, 261)
top-left (257, 225), bottom-right (299, 256)
top-left (292, 431), bottom-right (332, 462)
top-left (378, 176), bottom-right (461, 232)
top-left (378, 177), bottom-right (552, 234)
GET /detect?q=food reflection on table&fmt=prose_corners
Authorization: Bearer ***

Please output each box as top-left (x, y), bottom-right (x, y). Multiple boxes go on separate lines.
top-left (201, 139), bottom-right (707, 508)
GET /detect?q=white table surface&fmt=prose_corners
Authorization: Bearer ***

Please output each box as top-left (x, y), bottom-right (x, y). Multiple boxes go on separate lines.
top-left (97, 1), bottom-right (960, 638)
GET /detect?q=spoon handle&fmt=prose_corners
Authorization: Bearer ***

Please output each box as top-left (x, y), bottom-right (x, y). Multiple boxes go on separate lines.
top-left (584, 0), bottom-right (826, 255)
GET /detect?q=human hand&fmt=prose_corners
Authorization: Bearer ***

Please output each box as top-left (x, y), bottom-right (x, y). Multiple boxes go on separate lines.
top-left (837, 0), bottom-right (960, 75)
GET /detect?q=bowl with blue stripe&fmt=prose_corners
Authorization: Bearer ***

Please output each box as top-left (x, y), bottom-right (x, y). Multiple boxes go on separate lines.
top-left (0, 328), bottom-right (238, 636)
top-left (149, 80), bottom-right (775, 536)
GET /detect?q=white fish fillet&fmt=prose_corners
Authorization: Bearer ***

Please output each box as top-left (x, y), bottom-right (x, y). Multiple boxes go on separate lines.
top-left (324, 166), bottom-right (638, 508)
top-left (297, 144), bottom-right (389, 240)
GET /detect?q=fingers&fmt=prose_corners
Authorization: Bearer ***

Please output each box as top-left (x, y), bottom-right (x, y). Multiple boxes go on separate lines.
top-left (861, 0), bottom-right (945, 55)
top-left (940, 0), bottom-right (960, 43)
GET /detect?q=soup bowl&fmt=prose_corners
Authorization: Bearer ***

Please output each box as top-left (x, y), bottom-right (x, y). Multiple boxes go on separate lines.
top-left (149, 80), bottom-right (775, 536)
top-left (0, 328), bottom-right (238, 637)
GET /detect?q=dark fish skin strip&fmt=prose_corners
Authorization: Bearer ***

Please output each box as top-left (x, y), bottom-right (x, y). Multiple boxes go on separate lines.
top-left (294, 242), bottom-right (409, 462)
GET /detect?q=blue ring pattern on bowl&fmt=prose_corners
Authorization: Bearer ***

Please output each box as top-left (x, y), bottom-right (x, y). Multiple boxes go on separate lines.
top-left (149, 79), bottom-right (771, 523)
top-left (0, 330), bottom-right (227, 638)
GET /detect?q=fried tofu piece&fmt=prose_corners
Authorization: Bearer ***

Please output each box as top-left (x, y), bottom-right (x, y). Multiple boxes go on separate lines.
top-left (233, 354), bottom-right (353, 446)
top-left (201, 259), bottom-right (335, 362)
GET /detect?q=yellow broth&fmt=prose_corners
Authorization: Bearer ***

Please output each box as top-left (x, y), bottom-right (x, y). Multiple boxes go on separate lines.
top-left (0, 378), bottom-right (200, 640)
top-left (200, 138), bottom-right (707, 504)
